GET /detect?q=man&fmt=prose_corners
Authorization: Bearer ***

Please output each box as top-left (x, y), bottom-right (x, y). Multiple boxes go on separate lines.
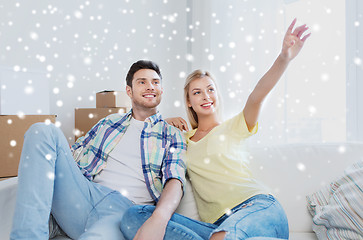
top-left (10, 60), bottom-right (187, 239)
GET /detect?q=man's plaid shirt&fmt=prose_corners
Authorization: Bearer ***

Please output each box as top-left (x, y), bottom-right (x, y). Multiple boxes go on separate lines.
top-left (71, 110), bottom-right (187, 202)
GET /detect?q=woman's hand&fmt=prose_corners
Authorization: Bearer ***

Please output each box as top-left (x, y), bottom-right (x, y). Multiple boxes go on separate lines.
top-left (280, 18), bottom-right (311, 62)
top-left (165, 117), bottom-right (189, 131)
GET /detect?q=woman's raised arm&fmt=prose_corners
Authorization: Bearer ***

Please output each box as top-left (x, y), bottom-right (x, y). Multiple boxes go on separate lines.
top-left (243, 18), bottom-right (311, 131)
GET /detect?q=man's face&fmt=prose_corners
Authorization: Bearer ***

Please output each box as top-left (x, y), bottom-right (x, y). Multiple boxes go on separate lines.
top-left (126, 69), bottom-right (163, 110)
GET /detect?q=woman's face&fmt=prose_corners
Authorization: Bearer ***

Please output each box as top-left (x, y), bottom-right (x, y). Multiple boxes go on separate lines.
top-left (188, 76), bottom-right (218, 117)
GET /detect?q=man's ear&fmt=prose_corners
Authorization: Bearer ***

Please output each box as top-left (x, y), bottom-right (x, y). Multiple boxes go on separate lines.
top-left (126, 85), bottom-right (132, 98)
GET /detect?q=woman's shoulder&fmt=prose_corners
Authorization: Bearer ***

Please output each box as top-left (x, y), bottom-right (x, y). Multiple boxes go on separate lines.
top-left (225, 111), bottom-right (258, 136)
top-left (185, 129), bottom-right (197, 141)
top-left (185, 128), bottom-right (197, 136)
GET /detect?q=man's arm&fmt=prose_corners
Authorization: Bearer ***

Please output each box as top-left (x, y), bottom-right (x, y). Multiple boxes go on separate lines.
top-left (133, 124), bottom-right (187, 240)
top-left (133, 179), bottom-right (183, 240)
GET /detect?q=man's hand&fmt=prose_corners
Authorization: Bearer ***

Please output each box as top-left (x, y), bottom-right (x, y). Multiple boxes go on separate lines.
top-left (133, 179), bottom-right (183, 240)
top-left (133, 213), bottom-right (168, 240)
top-left (165, 117), bottom-right (189, 131)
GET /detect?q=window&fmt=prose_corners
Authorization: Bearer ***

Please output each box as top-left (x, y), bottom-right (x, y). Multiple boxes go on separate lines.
top-left (189, 0), bottom-right (346, 144)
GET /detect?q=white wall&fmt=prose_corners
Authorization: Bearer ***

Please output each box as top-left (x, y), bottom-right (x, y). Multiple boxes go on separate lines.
top-left (0, 0), bottom-right (189, 143)
top-left (346, 0), bottom-right (363, 141)
top-left (187, 0), bottom-right (346, 145)
top-left (0, 0), bottom-right (351, 144)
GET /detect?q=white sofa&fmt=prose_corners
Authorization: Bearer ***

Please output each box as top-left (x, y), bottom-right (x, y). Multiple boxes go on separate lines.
top-left (1, 142), bottom-right (363, 240)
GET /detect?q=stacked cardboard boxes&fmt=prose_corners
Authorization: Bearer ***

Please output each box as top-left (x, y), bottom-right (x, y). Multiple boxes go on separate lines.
top-left (96, 90), bottom-right (131, 109)
top-left (74, 91), bottom-right (131, 141)
top-left (0, 115), bottom-right (56, 178)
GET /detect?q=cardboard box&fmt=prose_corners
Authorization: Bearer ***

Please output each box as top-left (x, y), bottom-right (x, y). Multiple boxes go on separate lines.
top-left (0, 177), bottom-right (13, 181)
top-left (96, 90), bottom-right (131, 108)
top-left (0, 115), bottom-right (56, 178)
top-left (75, 108), bottom-right (126, 140)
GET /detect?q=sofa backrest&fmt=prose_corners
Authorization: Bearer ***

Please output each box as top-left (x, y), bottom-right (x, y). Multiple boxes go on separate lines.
top-left (248, 142), bottom-right (363, 233)
top-left (3, 143), bottom-right (362, 237)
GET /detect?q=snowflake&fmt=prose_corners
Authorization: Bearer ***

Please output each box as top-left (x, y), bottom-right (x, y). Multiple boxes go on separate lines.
top-left (174, 101), bottom-right (181, 107)
top-left (121, 189), bottom-right (128, 196)
top-left (47, 172), bottom-right (55, 180)
top-left (185, 54), bottom-right (194, 62)
top-left (354, 57), bottom-right (362, 66)
top-left (24, 86), bottom-right (34, 95)
top-left (55, 121), bottom-right (62, 127)
top-left (74, 10), bottom-right (83, 19)
top-left (225, 208), bottom-right (232, 216)
top-left (10, 140), bottom-right (17, 147)
top-left (73, 129), bottom-right (81, 136)
top-left (13, 65), bottom-right (21, 72)
top-left (245, 35), bottom-right (253, 43)
top-left (312, 24), bottom-right (320, 32)
top-left (234, 73), bottom-right (242, 81)
top-left (308, 106), bottom-right (317, 114)
top-left (47, 65), bottom-right (54, 72)
top-left (338, 145), bottom-right (346, 154)
top-left (83, 57), bottom-right (92, 65)
top-left (219, 134), bottom-right (225, 141)
top-left (249, 66), bottom-right (256, 72)
top-left (56, 100), bottom-right (63, 107)
top-left (321, 73), bottom-right (329, 82)
top-left (17, 112), bottom-right (25, 119)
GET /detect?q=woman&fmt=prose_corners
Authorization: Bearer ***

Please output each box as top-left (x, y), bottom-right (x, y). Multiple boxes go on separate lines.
top-left (121, 18), bottom-right (310, 240)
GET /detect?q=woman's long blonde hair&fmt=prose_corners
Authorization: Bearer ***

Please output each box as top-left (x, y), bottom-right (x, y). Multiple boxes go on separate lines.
top-left (184, 70), bottom-right (222, 129)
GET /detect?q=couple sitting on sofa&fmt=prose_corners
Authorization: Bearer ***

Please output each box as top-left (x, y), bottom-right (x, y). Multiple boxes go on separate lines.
top-left (10, 19), bottom-right (310, 240)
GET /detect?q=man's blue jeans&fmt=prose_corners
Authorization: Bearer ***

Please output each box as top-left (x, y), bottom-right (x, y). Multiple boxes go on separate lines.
top-left (10, 123), bottom-right (217, 240)
top-left (10, 123), bottom-right (134, 240)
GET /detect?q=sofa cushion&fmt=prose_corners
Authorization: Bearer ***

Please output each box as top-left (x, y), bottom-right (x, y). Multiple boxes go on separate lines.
top-left (306, 160), bottom-right (363, 239)
top-left (289, 232), bottom-right (317, 240)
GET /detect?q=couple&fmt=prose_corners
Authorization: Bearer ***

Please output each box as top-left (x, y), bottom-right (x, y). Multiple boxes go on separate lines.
top-left (10, 19), bottom-right (310, 240)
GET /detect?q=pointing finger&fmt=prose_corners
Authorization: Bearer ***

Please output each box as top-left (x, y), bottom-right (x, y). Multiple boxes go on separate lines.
top-left (287, 18), bottom-right (297, 35)
top-left (301, 32), bottom-right (311, 42)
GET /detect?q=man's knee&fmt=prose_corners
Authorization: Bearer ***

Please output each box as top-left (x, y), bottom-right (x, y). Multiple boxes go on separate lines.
top-left (26, 122), bottom-right (57, 137)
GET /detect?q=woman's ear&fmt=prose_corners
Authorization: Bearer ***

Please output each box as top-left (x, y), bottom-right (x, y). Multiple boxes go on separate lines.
top-left (187, 98), bottom-right (192, 108)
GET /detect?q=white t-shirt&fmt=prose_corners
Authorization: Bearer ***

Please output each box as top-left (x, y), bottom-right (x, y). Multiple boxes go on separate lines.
top-left (93, 117), bottom-right (154, 205)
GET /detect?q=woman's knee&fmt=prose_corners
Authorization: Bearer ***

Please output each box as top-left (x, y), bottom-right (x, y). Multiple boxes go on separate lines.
top-left (120, 205), bottom-right (155, 239)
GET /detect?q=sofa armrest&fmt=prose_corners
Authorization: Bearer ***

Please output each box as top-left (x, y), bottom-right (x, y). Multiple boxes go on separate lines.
top-left (0, 177), bottom-right (18, 240)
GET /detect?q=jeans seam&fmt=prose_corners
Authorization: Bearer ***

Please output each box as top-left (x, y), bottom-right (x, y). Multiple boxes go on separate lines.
top-left (212, 198), bottom-right (277, 239)
top-left (170, 226), bottom-right (199, 240)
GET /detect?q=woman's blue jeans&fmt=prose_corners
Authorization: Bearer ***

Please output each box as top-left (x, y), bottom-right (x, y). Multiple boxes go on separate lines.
top-left (121, 194), bottom-right (289, 240)
top-left (10, 123), bottom-right (134, 240)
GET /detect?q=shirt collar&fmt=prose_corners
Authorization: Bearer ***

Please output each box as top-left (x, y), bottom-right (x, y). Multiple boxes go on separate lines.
top-left (125, 109), bottom-right (162, 127)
